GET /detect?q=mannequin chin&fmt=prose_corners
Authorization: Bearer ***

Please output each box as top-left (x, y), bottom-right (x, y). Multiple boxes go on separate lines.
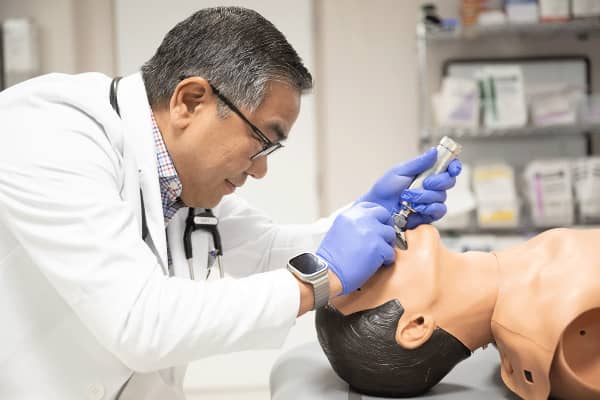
top-left (316, 225), bottom-right (600, 400)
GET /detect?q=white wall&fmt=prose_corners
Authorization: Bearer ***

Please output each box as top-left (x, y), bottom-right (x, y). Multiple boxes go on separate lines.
top-left (114, 1), bottom-right (318, 396)
top-left (114, 0), bottom-right (318, 226)
top-left (315, 0), bottom-right (425, 214)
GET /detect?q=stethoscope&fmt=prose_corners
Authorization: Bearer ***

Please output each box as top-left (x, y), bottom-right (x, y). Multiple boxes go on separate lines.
top-left (184, 207), bottom-right (224, 279)
top-left (110, 77), bottom-right (224, 280)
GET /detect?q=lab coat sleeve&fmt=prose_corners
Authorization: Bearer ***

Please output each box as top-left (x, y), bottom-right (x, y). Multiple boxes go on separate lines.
top-left (0, 102), bottom-right (300, 372)
top-left (215, 194), bottom-right (348, 277)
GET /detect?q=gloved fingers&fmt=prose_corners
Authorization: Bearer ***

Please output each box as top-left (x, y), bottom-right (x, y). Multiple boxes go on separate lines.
top-left (423, 172), bottom-right (456, 191)
top-left (388, 147), bottom-right (437, 177)
top-left (376, 223), bottom-right (397, 245)
top-left (448, 159), bottom-right (462, 177)
top-left (356, 201), bottom-right (394, 225)
top-left (355, 201), bottom-right (381, 209)
top-left (413, 202), bottom-right (447, 220)
top-left (377, 239), bottom-right (396, 265)
top-left (400, 189), bottom-right (447, 204)
top-left (404, 203), bottom-right (447, 228)
top-left (380, 174), bottom-right (413, 194)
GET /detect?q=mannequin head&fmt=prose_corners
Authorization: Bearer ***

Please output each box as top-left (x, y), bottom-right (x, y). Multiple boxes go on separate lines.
top-left (316, 300), bottom-right (470, 397)
top-left (316, 225), bottom-right (499, 396)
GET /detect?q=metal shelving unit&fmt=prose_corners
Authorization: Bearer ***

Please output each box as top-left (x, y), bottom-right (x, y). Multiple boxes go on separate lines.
top-left (423, 17), bottom-right (600, 41)
top-left (417, 18), bottom-right (600, 146)
top-left (421, 122), bottom-right (600, 143)
top-left (416, 16), bottom-right (600, 236)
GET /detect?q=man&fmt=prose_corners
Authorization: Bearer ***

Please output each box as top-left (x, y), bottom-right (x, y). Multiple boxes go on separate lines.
top-left (0, 7), bottom-right (460, 399)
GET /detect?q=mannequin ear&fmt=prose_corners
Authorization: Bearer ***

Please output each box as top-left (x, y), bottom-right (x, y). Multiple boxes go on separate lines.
top-left (169, 77), bottom-right (211, 129)
top-left (395, 313), bottom-right (435, 350)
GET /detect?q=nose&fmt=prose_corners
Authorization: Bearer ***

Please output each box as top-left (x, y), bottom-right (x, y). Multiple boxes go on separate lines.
top-left (247, 155), bottom-right (268, 179)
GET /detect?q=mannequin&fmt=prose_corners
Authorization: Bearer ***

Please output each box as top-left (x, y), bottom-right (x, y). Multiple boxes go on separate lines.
top-left (316, 225), bottom-right (600, 399)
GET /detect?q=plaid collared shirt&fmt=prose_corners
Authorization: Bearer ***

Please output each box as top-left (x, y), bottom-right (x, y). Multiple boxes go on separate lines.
top-left (150, 113), bottom-right (184, 225)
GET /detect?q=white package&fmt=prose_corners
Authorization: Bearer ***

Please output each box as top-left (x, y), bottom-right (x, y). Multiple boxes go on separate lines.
top-left (529, 85), bottom-right (583, 126)
top-left (539, 0), bottom-right (570, 21)
top-left (506, 1), bottom-right (540, 23)
top-left (473, 164), bottom-right (520, 228)
top-left (571, 0), bottom-right (600, 17)
top-left (477, 66), bottom-right (527, 129)
top-left (478, 10), bottom-right (507, 26)
top-left (523, 160), bottom-right (574, 227)
top-left (531, 93), bottom-right (579, 126)
top-left (573, 157), bottom-right (600, 222)
top-left (433, 77), bottom-right (480, 130)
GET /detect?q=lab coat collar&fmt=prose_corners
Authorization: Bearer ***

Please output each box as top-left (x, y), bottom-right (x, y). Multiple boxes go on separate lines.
top-left (115, 72), bottom-right (168, 268)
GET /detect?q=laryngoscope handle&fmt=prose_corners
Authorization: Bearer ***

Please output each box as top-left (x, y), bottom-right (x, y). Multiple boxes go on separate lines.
top-left (407, 136), bottom-right (462, 192)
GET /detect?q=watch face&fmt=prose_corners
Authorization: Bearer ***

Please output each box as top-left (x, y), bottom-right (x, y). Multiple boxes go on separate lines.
top-left (289, 253), bottom-right (327, 276)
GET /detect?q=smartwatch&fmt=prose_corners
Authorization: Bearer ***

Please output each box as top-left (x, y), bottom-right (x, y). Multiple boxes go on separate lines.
top-left (287, 252), bottom-right (330, 310)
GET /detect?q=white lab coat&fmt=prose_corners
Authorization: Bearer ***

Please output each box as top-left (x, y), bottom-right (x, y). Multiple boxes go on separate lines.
top-left (0, 73), bottom-right (332, 399)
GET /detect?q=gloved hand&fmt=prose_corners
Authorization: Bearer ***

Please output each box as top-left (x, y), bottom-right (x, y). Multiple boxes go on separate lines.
top-left (317, 202), bottom-right (396, 295)
top-left (356, 148), bottom-right (462, 229)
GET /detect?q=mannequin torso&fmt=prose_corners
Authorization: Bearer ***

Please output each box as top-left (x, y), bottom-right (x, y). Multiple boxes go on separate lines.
top-left (494, 228), bottom-right (600, 399)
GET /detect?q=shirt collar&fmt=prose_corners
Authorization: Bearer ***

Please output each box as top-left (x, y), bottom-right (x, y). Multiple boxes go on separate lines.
top-left (150, 112), bottom-right (184, 225)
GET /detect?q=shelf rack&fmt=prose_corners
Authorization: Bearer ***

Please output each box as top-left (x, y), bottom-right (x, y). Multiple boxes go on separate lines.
top-left (420, 123), bottom-right (600, 144)
top-left (415, 15), bottom-right (600, 236)
top-left (416, 18), bottom-right (600, 146)
top-left (422, 18), bottom-right (600, 42)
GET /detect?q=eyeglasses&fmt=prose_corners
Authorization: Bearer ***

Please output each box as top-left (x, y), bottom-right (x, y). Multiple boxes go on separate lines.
top-left (209, 83), bottom-right (284, 161)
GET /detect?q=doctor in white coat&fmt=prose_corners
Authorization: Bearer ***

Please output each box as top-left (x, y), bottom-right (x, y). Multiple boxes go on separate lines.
top-left (0, 7), bottom-right (461, 400)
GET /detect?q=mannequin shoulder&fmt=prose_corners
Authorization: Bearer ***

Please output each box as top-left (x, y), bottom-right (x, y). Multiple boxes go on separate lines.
top-left (529, 228), bottom-right (600, 261)
top-left (506, 228), bottom-right (575, 264)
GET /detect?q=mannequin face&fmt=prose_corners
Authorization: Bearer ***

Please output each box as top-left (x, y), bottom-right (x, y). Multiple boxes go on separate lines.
top-left (155, 78), bottom-right (300, 208)
top-left (330, 224), bottom-right (498, 350)
top-left (316, 225), bottom-right (498, 396)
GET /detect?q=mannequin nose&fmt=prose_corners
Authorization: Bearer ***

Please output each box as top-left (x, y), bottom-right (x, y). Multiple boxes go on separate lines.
top-left (247, 156), bottom-right (268, 179)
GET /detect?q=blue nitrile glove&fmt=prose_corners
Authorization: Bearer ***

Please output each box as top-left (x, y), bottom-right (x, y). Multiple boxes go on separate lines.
top-left (356, 148), bottom-right (462, 229)
top-left (317, 202), bottom-right (396, 295)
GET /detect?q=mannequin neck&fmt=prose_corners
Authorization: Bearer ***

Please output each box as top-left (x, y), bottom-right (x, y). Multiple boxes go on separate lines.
top-left (435, 248), bottom-right (500, 351)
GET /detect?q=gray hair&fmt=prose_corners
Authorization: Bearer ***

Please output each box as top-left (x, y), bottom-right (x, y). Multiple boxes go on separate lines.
top-left (141, 7), bottom-right (313, 115)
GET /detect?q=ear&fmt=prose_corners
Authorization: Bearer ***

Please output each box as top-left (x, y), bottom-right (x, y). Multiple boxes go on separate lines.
top-left (395, 313), bottom-right (435, 350)
top-left (169, 77), bottom-right (212, 130)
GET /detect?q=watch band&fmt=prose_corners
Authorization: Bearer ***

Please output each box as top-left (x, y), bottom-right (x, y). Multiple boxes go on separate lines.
top-left (287, 253), bottom-right (330, 310)
top-left (312, 271), bottom-right (330, 309)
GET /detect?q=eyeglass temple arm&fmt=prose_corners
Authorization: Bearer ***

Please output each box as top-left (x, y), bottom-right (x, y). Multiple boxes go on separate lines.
top-left (209, 84), bottom-right (271, 144)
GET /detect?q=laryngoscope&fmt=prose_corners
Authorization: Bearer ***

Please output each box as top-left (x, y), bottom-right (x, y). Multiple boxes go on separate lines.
top-left (393, 136), bottom-right (462, 249)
